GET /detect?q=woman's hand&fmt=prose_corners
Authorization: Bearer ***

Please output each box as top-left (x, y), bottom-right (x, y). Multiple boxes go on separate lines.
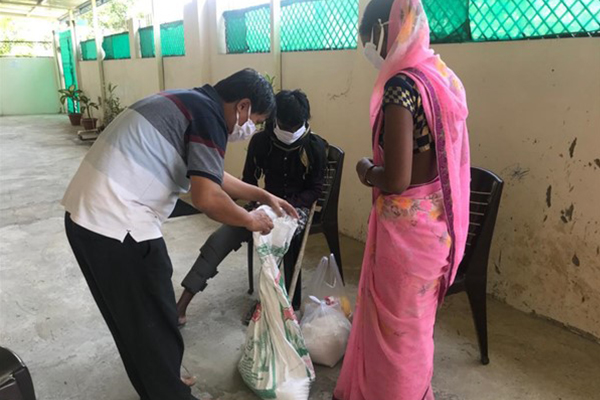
top-left (356, 157), bottom-right (374, 186)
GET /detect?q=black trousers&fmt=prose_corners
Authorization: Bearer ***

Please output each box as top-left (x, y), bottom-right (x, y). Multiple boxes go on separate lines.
top-left (181, 224), bottom-right (303, 309)
top-left (65, 214), bottom-right (195, 400)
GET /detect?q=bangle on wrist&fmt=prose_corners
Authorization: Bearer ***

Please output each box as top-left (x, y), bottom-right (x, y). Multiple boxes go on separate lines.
top-left (364, 165), bottom-right (376, 187)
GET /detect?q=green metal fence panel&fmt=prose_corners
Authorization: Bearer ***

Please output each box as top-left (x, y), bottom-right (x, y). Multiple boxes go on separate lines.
top-left (102, 32), bottom-right (131, 59)
top-left (161, 20), bottom-right (186, 57)
top-left (224, 10), bottom-right (250, 53)
top-left (139, 26), bottom-right (155, 58)
top-left (281, 0), bottom-right (359, 51)
top-left (469, 0), bottom-right (600, 41)
top-left (423, 0), bottom-right (471, 43)
top-left (59, 30), bottom-right (78, 113)
top-left (224, 0), bottom-right (599, 51)
top-left (225, 4), bottom-right (272, 53)
top-left (224, 0), bottom-right (359, 54)
top-left (138, 20), bottom-right (186, 58)
top-left (81, 38), bottom-right (97, 60)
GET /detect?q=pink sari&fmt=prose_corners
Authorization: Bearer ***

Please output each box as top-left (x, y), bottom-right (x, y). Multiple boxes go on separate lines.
top-left (334, 1), bottom-right (470, 399)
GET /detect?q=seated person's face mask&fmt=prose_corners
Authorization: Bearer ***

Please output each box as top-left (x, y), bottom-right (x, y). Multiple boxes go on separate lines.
top-left (273, 122), bottom-right (307, 145)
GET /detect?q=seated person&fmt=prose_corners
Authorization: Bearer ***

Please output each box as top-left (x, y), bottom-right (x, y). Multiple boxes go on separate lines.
top-left (177, 89), bottom-right (328, 325)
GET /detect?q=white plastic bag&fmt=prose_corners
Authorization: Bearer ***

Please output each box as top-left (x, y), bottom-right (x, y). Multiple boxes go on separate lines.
top-left (238, 206), bottom-right (315, 400)
top-left (304, 254), bottom-right (352, 318)
top-left (301, 296), bottom-right (352, 367)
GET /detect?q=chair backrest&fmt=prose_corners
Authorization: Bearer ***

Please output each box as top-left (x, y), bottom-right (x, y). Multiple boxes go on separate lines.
top-left (313, 145), bottom-right (345, 226)
top-left (456, 167), bottom-right (504, 277)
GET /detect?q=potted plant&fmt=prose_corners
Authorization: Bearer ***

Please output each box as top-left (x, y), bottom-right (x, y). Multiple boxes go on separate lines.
top-left (58, 85), bottom-right (83, 126)
top-left (103, 83), bottom-right (125, 127)
top-left (80, 94), bottom-right (100, 130)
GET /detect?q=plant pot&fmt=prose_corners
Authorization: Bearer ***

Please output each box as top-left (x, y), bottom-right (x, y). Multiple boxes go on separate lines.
top-left (68, 113), bottom-right (82, 126)
top-left (81, 117), bottom-right (98, 130)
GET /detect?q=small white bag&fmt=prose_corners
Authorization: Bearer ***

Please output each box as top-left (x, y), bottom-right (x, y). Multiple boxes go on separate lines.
top-left (304, 255), bottom-right (353, 318)
top-left (301, 296), bottom-right (352, 368)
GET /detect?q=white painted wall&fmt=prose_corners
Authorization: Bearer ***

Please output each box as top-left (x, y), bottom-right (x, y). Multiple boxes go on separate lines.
top-left (74, 0), bottom-right (600, 338)
top-left (0, 57), bottom-right (61, 116)
top-left (103, 58), bottom-right (160, 107)
top-left (79, 61), bottom-right (103, 119)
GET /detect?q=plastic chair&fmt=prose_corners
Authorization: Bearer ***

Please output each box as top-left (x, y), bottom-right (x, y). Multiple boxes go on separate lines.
top-left (446, 167), bottom-right (504, 365)
top-left (247, 145), bottom-right (345, 294)
top-left (169, 198), bottom-right (201, 219)
top-left (0, 347), bottom-right (36, 400)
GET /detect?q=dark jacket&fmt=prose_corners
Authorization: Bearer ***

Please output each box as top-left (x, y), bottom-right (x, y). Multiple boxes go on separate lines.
top-left (242, 125), bottom-right (327, 209)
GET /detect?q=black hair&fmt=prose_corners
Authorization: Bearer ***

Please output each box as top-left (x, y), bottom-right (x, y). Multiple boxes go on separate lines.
top-left (359, 0), bottom-right (395, 37)
top-left (214, 68), bottom-right (276, 116)
top-left (275, 90), bottom-right (311, 130)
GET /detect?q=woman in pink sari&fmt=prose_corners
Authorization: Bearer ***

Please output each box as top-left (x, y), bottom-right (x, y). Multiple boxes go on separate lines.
top-left (333, 0), bottom-right (470, 399)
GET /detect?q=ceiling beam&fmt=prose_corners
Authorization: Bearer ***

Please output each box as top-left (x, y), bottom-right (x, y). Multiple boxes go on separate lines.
top-left (0, 10), bottom-right (57, 19)
top-left (27, 0), bottom-right (45, 17)
top-left (0, 0), bottom-right (69, 10)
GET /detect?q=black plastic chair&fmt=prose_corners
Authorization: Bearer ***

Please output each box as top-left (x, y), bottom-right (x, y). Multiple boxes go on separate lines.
top-left (0, 347), bottom-right (36, 400)
top-left (169, 198), bottom-right (201, 219)
top-left (446, 167), bottom-right (504, 365)
top-left (247, 145), bottom-right (345, 294)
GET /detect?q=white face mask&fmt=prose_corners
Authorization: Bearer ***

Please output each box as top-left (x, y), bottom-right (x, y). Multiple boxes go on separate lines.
top-left (363, 19), bottom-right (388, 70)
top-left (273, 122), bottom-right (307, 145)
top-left (229, 104), bottom-right (256, 142)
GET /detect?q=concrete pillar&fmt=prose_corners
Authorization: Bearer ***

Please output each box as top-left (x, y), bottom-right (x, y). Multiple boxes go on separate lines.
top-left (151, 0), bottom-right (165, 91)
top-left (69, 9), bottom-right (83, 100)
top-left (92, 0), bottom-right (106, 120)
top-left (183, 0), bottom-right (211, 85)
top-left (128, 18), bottom-right (140, 59)
top-left (271, 0), bottom-right (281, 90)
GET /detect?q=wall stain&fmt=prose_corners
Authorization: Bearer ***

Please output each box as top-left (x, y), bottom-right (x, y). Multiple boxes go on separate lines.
top-left (546, 185), bottom-right (552, 208)
top-left (594, 158), bottom-right (600, 168)
top-left (572, 254), bottom-right (580, 267)
top-left (569, 138), bottom-right (578, 158)
top-left (510, 165), bottom-right (530, 181)
top-left (494, 250), bottom-right (502, 275)
top-left (328, 72), bottom-right (353, 101)
top-left (560, 204), bottom-right (575, 223)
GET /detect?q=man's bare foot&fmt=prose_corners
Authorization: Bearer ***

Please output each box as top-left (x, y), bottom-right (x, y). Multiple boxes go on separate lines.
top-left (181, 375), bottom-right (196, 387)
top-left (177, 289), bottom-right (195, 327)
top-left (181, 365), bottom-right (196, 387)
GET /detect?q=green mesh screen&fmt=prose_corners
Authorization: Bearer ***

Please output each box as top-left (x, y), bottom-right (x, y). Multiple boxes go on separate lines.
top-left (161, 20), bottom-right (186, 56)
top-left (423, 0), bottom-right (471, 43)
top-left (224, 0), bottom-right (599, 51)
top-left (139, 26), bottom-right (154, 57)
top-left (468, 0), bottom-right (600, 41)
top-left (224, 0), bottom-right (359, 54)
top-left (281, 0), bottom-right (359, 51)
top-left (58, 30), bottom-right (78, 113)
top-left (81, 38), bottom-right (97, 60)
top-left (102, 32), bottom-right (131, 59)
top-left (139, 20), bottom-right (186, 58)
top-left (225, 5), bottom-right (271, 53)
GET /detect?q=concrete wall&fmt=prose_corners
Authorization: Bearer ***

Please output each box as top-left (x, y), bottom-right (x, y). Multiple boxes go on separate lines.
top-left (103, 58), bottom-right (160, 106)
top-left (0, 57), bottom-right (62, 116)
top-left (440, 39), bottom-right (600, 338)
top-left (79, 61), bottom-right (103, 117)
top-left (74, 0), bottom-right (600, 338)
